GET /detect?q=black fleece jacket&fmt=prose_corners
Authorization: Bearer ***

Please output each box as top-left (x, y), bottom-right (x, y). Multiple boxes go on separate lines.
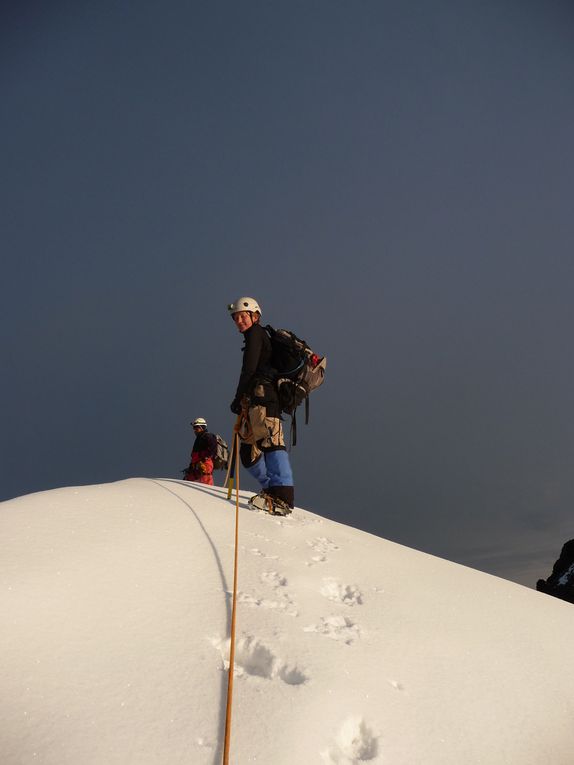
top-left (192, 430), bottom-right (218, 459)
top-left (233, 322), bottom-right (273, 404)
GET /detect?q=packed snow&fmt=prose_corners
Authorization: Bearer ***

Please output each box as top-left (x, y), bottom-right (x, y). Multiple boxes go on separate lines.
top-left (2, 478), bottom-right (574, 764)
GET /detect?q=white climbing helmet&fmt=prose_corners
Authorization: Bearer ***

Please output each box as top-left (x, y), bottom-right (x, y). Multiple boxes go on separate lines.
top-left (227, 296), bottom-right (262, 316)
top-left (191, 417), bottom-right (207, 428)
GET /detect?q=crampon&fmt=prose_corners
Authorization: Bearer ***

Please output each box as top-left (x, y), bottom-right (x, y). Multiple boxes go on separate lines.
top-left (248, 492), bottom-right (292, 516)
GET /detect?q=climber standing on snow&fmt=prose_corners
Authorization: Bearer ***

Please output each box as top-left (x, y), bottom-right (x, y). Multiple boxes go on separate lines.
top-left (183, 417), bottom-right (218, 485)
top-left (228, 297), bottom-right (294, 515)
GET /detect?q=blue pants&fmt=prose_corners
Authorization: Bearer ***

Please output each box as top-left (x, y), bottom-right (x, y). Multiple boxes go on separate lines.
top-left (247, 449), bottom-right (293, 489)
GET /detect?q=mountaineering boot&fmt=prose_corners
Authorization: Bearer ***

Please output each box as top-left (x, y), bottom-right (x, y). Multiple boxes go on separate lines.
top-left (248, 491), bottom-right (292, 516)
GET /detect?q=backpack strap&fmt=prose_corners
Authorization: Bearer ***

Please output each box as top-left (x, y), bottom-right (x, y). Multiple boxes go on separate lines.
top-left (289, 410), bottom-right (297, 448)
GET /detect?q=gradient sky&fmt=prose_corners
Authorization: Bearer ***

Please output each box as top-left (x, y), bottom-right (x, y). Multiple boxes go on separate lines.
top-left (2, 1), bottom-right (573, 587)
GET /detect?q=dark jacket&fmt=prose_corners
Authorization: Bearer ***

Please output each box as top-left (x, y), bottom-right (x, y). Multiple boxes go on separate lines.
top-left (192, 430), bottom-right (218, 460)
top-left (233, 323), bottom-right (275, 406)
top-left (231, 324), bottom-right (281, 417)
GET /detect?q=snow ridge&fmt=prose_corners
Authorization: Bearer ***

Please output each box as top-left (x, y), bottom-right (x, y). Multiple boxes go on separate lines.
top-left (1, 478), bottom-right (574, 765)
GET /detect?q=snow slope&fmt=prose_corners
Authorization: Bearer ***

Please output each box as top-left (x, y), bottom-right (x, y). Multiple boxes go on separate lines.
top-left (2, 478), bottom-right (573, 764)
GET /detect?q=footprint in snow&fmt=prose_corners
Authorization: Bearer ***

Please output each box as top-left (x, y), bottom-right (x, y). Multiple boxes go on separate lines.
top-left (320, 578), bottom-right (363, 606)
top-left (321, 716), bottom-right (379, 764)
top-left (303, 615), bottom-right (361, 645)
top-left (246, 547), bottom-right (279, 560)
top-left (251, 533), bottom-right (271, 542)
top-left (213, 635), bottom-right (307, 684)
top-left (237, 570), bottom-right (297, 615)
top-left (237, 591), bottom-right (298, 617)
top-left (305, 538), bottom-right (340, 566)
top-left (260, 570), bottom-right (288, 588)
top-left (307, 537), bottom-right (340, 554)
top-left (305, 554), bottom-right (327, 567)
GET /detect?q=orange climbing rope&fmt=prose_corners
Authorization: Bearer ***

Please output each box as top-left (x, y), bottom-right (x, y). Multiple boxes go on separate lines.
top-left (222, 427), bottom-right (241, 765)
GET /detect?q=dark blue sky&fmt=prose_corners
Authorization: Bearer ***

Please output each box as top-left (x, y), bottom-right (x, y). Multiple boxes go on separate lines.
top-left (2, 1), bottom-right (573, 586)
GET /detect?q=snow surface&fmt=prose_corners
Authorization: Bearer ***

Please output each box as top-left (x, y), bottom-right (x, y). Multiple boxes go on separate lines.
top-left (2, 478), bottom-right (574, 764)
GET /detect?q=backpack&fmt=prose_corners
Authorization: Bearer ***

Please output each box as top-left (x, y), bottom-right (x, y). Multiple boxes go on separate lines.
top-left (213, 434), bottom-right (229, 470)
top-left (264, 325), bottom-right (327, 443)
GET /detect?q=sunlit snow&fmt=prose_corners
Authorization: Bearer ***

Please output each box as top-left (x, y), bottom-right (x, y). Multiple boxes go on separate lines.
top-left (1, 478), bottom-right (573, 764)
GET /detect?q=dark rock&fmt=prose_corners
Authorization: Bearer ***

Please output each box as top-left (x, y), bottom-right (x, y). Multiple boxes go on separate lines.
top-left (536, 539), bottom-right (574, 604)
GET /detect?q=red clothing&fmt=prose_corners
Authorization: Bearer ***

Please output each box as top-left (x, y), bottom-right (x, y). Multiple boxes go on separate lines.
top-left (184, 453), bottom-right (214, 485)
top-left (184, 429), bottom-right (217, 485)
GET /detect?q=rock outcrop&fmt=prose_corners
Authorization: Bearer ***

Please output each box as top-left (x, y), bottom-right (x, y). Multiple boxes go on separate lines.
top-left (536, 539), bottom-right (574, 604)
